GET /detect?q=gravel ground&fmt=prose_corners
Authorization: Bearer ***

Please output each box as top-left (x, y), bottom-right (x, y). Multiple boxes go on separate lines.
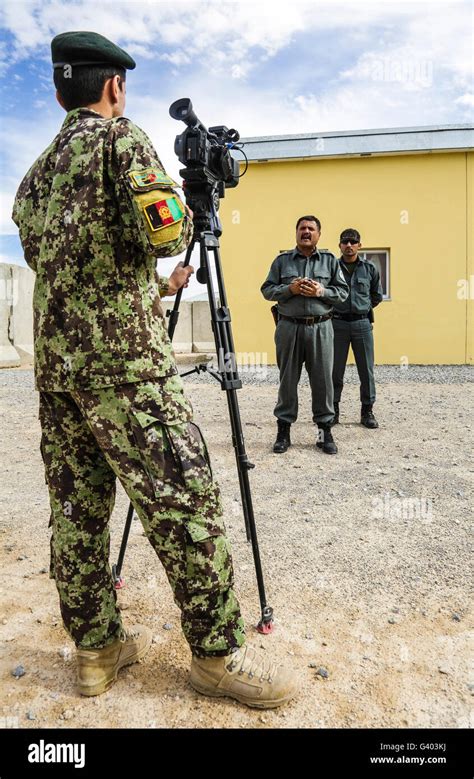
top-left (183, 362), bottom-right (474, 385)
top-left (0, 366), bottom-right (472, 730)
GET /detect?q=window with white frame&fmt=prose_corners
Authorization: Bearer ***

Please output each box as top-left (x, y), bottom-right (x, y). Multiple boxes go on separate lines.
top-left (359, 249), bottom-right (390, 299)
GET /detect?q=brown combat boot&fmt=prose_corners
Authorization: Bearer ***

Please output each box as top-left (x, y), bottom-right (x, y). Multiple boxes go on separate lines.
top-left (190, 644), bottom-right (298, 709)
top-left (76, 624), bottom-right (152, 696)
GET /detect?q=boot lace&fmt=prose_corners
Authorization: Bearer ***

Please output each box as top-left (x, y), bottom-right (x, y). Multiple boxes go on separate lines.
top-left (122, 627), bottom-right (141, 642)
top-left (226, 645), bottom-right (278, 684)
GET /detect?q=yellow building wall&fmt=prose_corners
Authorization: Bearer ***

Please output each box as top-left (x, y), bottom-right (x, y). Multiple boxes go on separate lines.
top-left (219, 151), bottom-right (472, 364)
top-left (466, 151), bottom-right (473, 364)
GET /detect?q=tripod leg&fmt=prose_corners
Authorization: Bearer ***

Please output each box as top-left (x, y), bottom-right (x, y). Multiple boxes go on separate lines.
top-left (227, 390), bottom-right (274, 632)
top-left (112, 501), bottom-right (134, 588)
top-left (166, 238), bottom-right (196, 341)
top-left (201, 232), bottom-right (274, 633)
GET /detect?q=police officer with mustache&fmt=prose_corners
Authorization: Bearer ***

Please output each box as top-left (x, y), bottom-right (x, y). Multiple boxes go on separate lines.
top-left (261, 215), bottom-right (349, 454)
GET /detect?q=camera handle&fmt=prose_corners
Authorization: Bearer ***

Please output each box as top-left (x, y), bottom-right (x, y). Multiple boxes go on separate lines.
top-left (113, 227), bottom-right (274, 635)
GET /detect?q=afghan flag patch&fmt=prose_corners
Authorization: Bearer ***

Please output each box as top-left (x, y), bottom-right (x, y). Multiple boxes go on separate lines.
top-left (144, 197), bottom-right (184, 231)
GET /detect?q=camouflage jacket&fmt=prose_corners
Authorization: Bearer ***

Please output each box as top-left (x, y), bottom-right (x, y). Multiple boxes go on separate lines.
top-left (12, 107), bottom-right (193, 391)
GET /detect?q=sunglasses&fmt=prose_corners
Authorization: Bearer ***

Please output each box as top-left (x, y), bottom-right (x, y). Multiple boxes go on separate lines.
top-left (340, 239), bottom-right (359, 245)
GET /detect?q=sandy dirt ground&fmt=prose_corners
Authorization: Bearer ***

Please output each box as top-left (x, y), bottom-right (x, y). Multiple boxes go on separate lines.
top-left (0, 368), bottom-right (472, 730)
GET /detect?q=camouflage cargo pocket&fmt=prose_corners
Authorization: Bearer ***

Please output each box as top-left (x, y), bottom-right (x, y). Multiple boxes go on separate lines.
top-left (128, 386), bottom-right (215, 505)
top-left (128, 410), bottom-right (183, 505)
top-left (184, 514), bottom-right (233, 595)
top-left (167, 422), bottom-right (214, 491)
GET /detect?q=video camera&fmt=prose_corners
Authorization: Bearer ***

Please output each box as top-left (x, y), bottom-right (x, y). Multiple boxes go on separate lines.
top-left (170, 97), bottom-right (240, 187)
top-left (169, 98), bottom-right (245, 234)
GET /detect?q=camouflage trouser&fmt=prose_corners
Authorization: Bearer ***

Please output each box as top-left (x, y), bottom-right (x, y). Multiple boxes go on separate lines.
top-left (38, 374), bottom-right (245, 657)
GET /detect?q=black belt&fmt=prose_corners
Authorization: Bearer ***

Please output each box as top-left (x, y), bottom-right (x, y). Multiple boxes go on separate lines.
top-left (333, 313), bottom-right (369, 321)
top-left (279, 313), bottom-right (332, 325)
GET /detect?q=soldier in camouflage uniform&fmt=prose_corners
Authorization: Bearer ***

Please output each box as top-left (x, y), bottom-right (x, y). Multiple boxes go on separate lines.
top-left (12, 31), bottom-right (297, 708)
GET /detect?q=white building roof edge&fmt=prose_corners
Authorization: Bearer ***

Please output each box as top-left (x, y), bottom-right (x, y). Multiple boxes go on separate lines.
top-left (236, 124), bottom-right (474, 161)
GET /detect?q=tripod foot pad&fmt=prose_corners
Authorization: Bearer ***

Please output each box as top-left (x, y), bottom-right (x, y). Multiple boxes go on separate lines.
top-left (114, 577), bottom-right (126, 590)
top-left (256, 619), bottom-right (274, 635)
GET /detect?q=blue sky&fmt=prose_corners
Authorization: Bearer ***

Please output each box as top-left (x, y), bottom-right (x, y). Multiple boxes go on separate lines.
top-left (0, 0), bottom-right (472, 292)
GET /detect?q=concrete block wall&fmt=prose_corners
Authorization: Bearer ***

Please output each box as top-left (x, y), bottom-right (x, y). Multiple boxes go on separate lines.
top-left (0, 263), bottom-right (33, 367)
top-left (192, 300), bottom-right (215, 352)
top-left (161, 297), bottom-right (193, 352)
top-left (11, 265), bottom-right (34, 356)
top-left (0, 263), bottom-right (214, 367)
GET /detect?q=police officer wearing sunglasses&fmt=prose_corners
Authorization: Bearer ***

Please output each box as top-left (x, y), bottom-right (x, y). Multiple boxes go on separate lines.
top-left (332, 228), bottom-right (383, 428)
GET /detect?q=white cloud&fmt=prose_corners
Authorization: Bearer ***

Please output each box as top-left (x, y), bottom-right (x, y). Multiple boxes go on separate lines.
top-left (0, 0), bottom-right (463, 77)
top-left (455, 94), bottom-right (474, 107)
top-left (159, 50), bottom-right (192, 67)
top-left (125, 43), bottom-right (156, 61)
top-left (231, 64), bottom-right (248, 80)
top-left (1, 1), bottom-right (471, 100)
top-left (1, 0), bottom-right (472, 236)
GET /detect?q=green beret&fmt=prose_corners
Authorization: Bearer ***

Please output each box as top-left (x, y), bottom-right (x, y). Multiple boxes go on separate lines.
top-left (51, 31), bottom-right (136, 70)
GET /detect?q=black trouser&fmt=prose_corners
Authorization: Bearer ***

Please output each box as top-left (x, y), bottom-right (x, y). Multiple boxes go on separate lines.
top-left (332, 317), bottom-right (376, 406)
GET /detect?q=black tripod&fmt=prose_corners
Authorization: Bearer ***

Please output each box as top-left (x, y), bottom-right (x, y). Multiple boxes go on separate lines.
top-left (112, 188), bottom-right (274, 634)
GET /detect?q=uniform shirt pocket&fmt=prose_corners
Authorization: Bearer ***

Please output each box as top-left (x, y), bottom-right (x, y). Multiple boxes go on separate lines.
top-left (314, 273), bottom-right (331, 285)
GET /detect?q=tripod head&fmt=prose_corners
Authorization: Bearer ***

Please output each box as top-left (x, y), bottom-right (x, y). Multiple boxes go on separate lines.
top-left (169, 98), bottom-right (245, 235)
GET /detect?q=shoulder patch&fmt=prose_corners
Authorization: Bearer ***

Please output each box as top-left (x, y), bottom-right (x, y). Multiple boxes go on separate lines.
top-left (123, 171), bottom-right (186, 249)
top-left (129, 168), bottom-right (177, 189)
